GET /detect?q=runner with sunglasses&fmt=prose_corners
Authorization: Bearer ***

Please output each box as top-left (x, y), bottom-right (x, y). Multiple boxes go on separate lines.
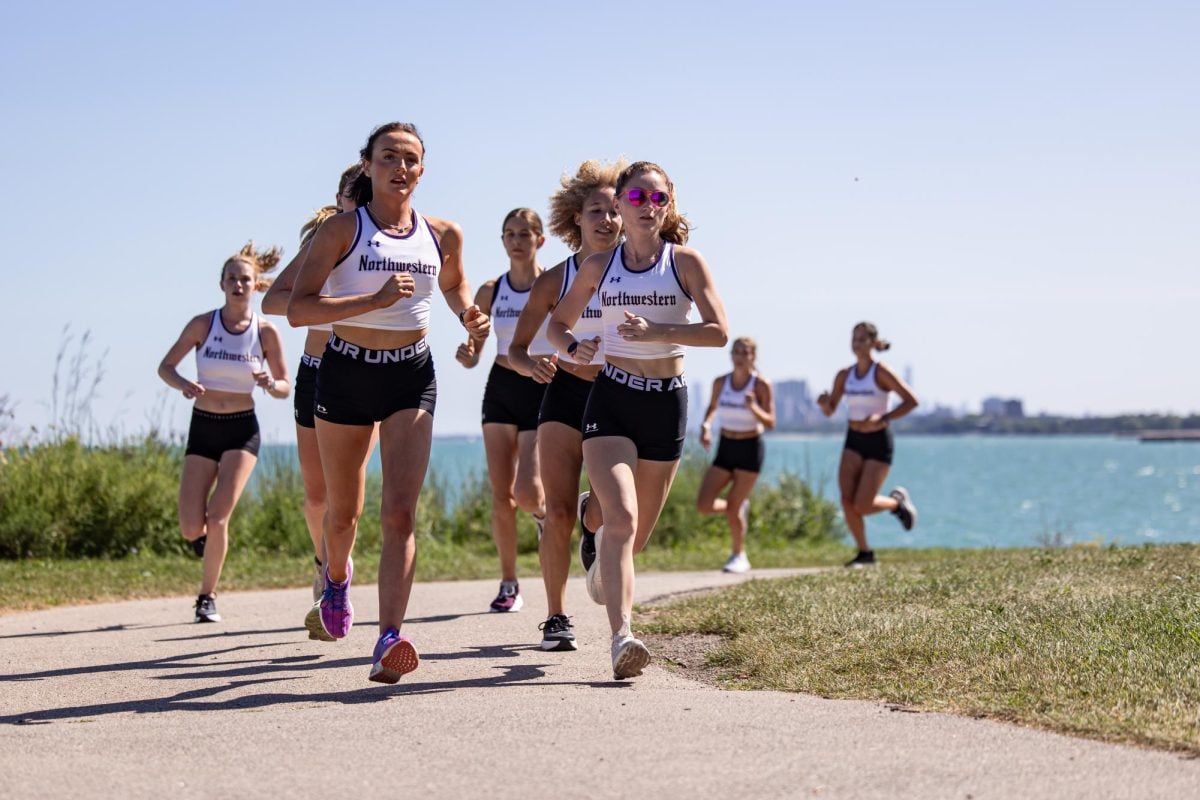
top-left (288, 122), bottom-right (490, 683)
top-left (507, 159), bottom-right (624, 651)
top-left (158, 242), bottom-right (290, 623)
top-left (696, 336), bottom-right (775, 573)
top-left (549, 161), bottom-right (729, 679)
top-left (262, 163), bottom-right (372, 641)
top-left (816, 321), bottom-right (919, 567)
top-left (455, 208), bottom-right (550, 614)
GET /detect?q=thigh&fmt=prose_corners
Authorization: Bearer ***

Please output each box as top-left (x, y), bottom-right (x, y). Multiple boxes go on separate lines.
top-left (633, 458), bottom-right (681, 551)
top-left (207, 449), bottom-right (259, 519)
top-left (583, 435), bottom-right (640, 530)
top-left (514, 429), bottom-right (541, 490)
top-left (697, 464), bottom-right (733, 505)
top-left (482, 422), bottom-right (519, 496)
top-left (725, 469), bottom-right (760, 509)
top-left (179, 455), bottom-right (219, 525)
top-left (538, 422), bottom-right (584, 512)
top-left (315, 418), bottom-right (376, 514)
top-left (838, 448), bottom-right (865, 501)
top-left (296, 423), bottom-right (325, 496)
top-left (855, 459), bottom-right (892, 509)
top-left (378, 408), bottom-right (434, 515)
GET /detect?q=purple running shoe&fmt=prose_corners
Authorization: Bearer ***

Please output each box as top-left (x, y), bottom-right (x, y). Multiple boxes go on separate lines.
top-left (369, 628), bottom-right (419, 684)
top-left (319, 561), bottom-right (354, 639)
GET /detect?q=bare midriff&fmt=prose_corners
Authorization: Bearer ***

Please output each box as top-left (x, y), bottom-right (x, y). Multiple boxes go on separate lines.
top-left (332, 325), bottom-right (427, 351)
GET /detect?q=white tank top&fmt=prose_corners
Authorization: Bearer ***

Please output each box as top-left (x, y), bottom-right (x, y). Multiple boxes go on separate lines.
top-left (844, 361), bottom-right (889, 421)
top-left (562, 255), bottom-right (604, 357)
top-left (324, 206), bottom-right (442, 331)
top-left (491, 272), bottom-right (554, 358)
top-left (715, 373), bottom-right (760, 433)
top-left (598, 243), bottom-right (692, 360)
top-left (195, 310), bottom-right (263, 393)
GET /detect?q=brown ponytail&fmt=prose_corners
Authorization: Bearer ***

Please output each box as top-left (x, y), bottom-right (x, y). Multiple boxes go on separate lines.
top-left (854, 321), bottom-right (891, 351)
top-left (223, 241), bottom-right (283, 293)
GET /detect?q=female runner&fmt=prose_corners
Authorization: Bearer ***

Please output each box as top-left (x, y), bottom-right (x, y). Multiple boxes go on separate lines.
top-left (816, 321), bottom-right (919, 567)
top-left (262, 163), bottom-right (367, 640)
top-left (158, 243), bottom-right (290, 622)
top-left (288, 122), bottom-right (489, 683)
top-left (456, 209), bottom-right (549, 614)
top-left (508, 159), bottom-right (623, 650)
top-left (696, 336), bottom-right (775, 573)
top-left (549, 161), bottom-right (729, 679)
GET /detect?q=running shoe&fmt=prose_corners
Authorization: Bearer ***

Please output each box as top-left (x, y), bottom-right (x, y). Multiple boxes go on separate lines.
top-left (585, 528), bottom-right (605, 605)
top-left (722, 552), bottom-right (751, 574)
top-left (577, 491), bottom-right (597, 572)
top-left (890, 487), bottom-right (918, 531)
top-left (489, 581), bottom-right (524, 613)
top-left (319, 561), bottom-right (354, 639)
top-left (845, 550), bottom-right (877, 568)
top-left (194, 594), bottom-right (221, 623)
top-left (311, 556), bottom-right (323, 602)
top-left (538, 614), bottom-right (577, 651)
top-left (190, 535), bottom-right (207, 558)
top-left (611, 632), bottom-right (650, 680)
top-left (368, 628), bottom-right (420, 684)
top-left (305, 601), bottom-right (335, 642)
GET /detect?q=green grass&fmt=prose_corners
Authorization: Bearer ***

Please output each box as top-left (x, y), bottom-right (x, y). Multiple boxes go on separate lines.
top-left (641, 544), bottom-right (1200, 753)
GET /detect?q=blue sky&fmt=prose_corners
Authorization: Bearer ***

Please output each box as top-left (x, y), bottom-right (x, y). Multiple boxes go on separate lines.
top-left (2, 1), bottom-right (1197, 441)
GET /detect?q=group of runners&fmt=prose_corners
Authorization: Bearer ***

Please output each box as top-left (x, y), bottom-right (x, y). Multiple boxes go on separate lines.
top-left (157, 121), bottom-right (920, 683)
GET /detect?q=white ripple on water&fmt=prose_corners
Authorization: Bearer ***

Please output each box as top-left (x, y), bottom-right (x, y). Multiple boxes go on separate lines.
top-left (1138, 527), bottom-right (1161, 539)
top-left (1104, 460), bottom-right (1119, 472)
top-left (1019, 500), bottom-right (1035, 513)
top-left (1137, 466), bottom-right (1156, 477)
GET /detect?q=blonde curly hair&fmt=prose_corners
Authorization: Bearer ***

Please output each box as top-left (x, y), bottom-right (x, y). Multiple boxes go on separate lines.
top-left (548, 158), bottom-right (627, 251)
top-left (223, 241), bottom-right (283, 292)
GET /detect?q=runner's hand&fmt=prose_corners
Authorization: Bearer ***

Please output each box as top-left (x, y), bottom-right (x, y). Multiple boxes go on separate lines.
top-left (532, 353), bottom-right (558, 384)
top-left (181, 381), bottom-right (205, 400)
top-left (618, 311), bottom-right (652, 341)
top-left (462, 305), bottom-right (491, 339)
top-left (455, 340), bottom-right (476, 368)
top-left (572, 336), bottom-right (601, 365)
top-left (373, 274), bottom-right (416, 307)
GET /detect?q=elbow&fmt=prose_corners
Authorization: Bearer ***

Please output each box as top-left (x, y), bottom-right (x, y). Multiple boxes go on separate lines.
top-left (714, 326), bottom-right (729, 348)
top-left (763, 418), bottom-right (776, 431)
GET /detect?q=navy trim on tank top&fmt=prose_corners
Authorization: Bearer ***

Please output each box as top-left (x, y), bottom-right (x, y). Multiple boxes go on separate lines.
top-left (332, 209), bottom-right (363, 269)
top-left (667, 246), bottom-right (693, 301)
top-left (216, 309), bottom-right (253, 337)
top-left (365, 206), bottom-right (419, 240)
top-left (620, 241), bottom-right (667, 274)
top-left (423, 216), bottom-right (443, 263)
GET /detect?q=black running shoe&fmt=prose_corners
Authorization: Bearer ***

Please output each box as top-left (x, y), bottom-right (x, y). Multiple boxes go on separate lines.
top-left (538, 614), bottom-right (577, 652)
top-left (194, 594), bottom-right (221, 622)
top-left (577, 491), bottom-right (596, 572)
top-left (845, 550), bottom-right (877, 568)
top-left (190, 535), bottom-right (207, 558)
top-left (889, 487), bottom-right (917, 531)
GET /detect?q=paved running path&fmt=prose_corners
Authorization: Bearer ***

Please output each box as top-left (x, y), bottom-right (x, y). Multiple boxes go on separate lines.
top-left (2, 569), bottom-right (1197, 799)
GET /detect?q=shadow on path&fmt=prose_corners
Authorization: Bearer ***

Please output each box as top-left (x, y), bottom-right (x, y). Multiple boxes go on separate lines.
top-left (2, 661), bottom-right (628, 725)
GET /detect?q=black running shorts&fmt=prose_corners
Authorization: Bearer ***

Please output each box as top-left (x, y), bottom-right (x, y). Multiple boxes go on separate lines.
top-left (314, 335), bottom-right (436, 426)
top-left (712, 435), bottom-right (765, 473)
top-left (844, 427), bottom-right (894, 465)
top-left (481, 362), bottom-right (547, 431)
top-left (537, 367), bottom-right (594, 432)
top-left (293, 353), bottom-right (321, 429)
top-left (185, 409), bottom-right (261, 461)
top-left (581, 364), bottom-right (687, 462)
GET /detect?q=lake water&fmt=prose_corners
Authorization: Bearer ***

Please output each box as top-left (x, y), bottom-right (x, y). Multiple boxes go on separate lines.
top-left (263, 435), bottom-right (1200, 550)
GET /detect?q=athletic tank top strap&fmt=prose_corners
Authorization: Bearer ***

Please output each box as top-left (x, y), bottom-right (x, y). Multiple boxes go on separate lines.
top-left (715, 373), bottom-right (760, 432)
top-left (323, 206), bottom-right (441, 331)
top-left (599, 242), bottom-right (692, 360)
top-left (843, 361), bottom-right (889, 421)
top-left (492, 271), bottom-right (555, 359)
top-left (195, 309), bottom-right (264, 393)
top-left (563, 254), bottom-right (605, 348)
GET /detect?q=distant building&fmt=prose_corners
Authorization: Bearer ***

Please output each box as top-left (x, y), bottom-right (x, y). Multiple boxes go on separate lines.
top-left (982, 397), bottom-right (1025, 418)
top-left (775, 379), bottom-right (827, 429)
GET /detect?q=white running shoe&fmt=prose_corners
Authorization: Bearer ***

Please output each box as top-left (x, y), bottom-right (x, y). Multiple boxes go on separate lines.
top-left (611, 633), bottom-right (650, 680)
top-left (722, 552), bottom-right (751, 574)
top-left (585, 527), bottom-right (605, 605)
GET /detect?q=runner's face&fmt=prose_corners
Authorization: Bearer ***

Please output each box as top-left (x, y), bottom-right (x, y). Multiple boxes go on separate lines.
top-left (365, 132), bottom-right (424, 200)
top-left (336, 184), bottom-right (358, 213)
top-left (851, 327), bottom-right (873, 356)
top-left (221, 261), bottom-right (256, 301)
top-left (501, 218), bottom-right (543, 262)
top-left (617, 171), bottom-right (670, 238)
top-left (575, 187), bottom-right (621, 251)
top-left (731, 343), bottom-right (754, 368)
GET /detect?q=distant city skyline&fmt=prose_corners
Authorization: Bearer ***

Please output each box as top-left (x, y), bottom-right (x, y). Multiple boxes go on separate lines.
top-left (2, 2), bottom-right (1198, 442)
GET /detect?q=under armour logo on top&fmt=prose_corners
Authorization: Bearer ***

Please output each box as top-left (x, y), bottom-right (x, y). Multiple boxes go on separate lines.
top-left (214, 336), bottom-right (223, 342)
top-left (500, 295), bottom-right (509, 302)
top-left (585, 423), bottom-right (598, 432)
top-left (608, 276), bottom-right (621, 283)
top-left (367, 240), bottom-right (382, 248)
